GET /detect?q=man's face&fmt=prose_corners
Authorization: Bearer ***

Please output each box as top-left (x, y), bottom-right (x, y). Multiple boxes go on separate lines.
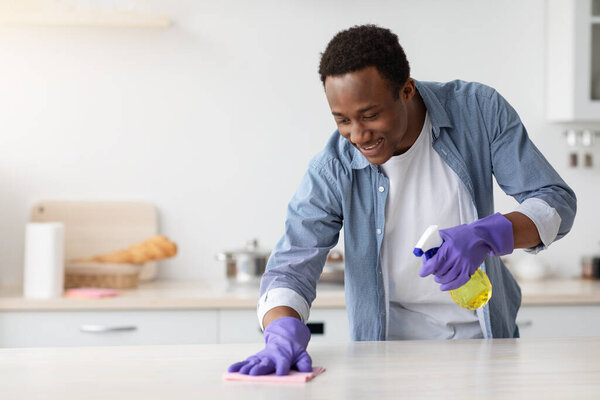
top-left (324, 66), bottom-right (415, 165)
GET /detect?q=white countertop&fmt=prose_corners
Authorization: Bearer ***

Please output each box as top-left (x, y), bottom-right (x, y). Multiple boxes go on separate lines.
top-left (0, 281), bottom-right (345, 311)
top-left (0, 337), bottom-right (598, 399)
top-left (517, 278), bottom-right (600, 305)
top-left (0, 278), bottom-right (599, 311)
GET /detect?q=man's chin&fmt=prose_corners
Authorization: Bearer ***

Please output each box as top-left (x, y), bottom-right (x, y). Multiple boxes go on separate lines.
top-left (364, 153), bottom-right (392, 165)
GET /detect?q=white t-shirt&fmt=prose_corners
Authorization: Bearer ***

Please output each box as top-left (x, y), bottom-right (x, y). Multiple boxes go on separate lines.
top-left (380, 112), bottom-right (483, 340)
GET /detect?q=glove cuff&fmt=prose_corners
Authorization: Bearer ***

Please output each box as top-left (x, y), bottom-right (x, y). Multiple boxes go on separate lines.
top-left (473, 213), bottom-right (514, 256)
top-left (264, 317), bottom-right (311, 349)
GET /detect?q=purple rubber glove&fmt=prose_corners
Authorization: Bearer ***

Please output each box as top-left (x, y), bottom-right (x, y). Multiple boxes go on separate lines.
top-left (419, 213), bottom-right (514, 291)
top-left (227, 316), bottom-right (312, 376)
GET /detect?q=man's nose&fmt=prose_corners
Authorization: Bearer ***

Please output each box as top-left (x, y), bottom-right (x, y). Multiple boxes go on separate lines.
top-left (349, 122), bottom-right (372, 145)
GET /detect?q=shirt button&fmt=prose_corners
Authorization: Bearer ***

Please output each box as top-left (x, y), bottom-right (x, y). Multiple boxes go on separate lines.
top-left (376, 229), bottom-right (382, 235)
top-left (378, 186), bottom-right (385, 192)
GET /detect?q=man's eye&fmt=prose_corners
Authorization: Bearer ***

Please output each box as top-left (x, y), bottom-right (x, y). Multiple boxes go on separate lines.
top-left (363, 114), bottom-right (378, 120)
top-left (337, 119), bottom-right (350, 125)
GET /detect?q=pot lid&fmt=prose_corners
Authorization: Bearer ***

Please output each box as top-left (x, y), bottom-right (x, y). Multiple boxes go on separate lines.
top-left (217, 239), bottom-right (271, 260)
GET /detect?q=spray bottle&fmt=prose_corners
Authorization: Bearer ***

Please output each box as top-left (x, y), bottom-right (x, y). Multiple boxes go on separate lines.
top-left (413, 225), bottom-right (492, 310)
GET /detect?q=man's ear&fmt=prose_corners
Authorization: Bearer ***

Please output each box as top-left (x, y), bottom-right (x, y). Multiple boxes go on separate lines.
top-left (400, 78), bottom-right (416, 101)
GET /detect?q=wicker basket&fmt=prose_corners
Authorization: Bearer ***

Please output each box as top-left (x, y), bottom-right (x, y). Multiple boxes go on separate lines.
top-left (65, 262), bottom-right (143, 289)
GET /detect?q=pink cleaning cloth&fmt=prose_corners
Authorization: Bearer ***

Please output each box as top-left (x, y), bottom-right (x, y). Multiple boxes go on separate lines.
top-left (64, 288), bottom-right (120, 298)
top-left (222, 366), bottom-right (325, 383)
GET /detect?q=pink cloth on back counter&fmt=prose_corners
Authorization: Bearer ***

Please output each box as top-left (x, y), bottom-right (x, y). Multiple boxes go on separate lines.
top-left (64, 288), bottom-right (120, 298)
top-left (222, 366), bottom-right (326, 383)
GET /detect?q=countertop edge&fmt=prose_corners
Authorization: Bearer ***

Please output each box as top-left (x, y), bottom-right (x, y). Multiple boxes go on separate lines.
top-left (0, 297), bottom-right (347, 311)
top-left (1, 279), bottom-right (599, 311)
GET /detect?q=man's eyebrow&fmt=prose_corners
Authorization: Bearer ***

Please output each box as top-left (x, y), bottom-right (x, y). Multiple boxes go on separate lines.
top-left (332, 105), bottom-right (379, 117)
top-left (358, 105), bottom-right (378, 113)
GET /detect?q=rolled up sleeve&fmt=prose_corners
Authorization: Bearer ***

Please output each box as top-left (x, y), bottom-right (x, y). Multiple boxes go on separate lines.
top-left (257, 287), bottom-right (311, 330)
top-left (514, 197), bottom-right (562, 254)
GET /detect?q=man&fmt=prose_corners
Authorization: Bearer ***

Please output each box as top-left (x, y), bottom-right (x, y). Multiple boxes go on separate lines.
top-left (228, 25), bottom-right (576, 376)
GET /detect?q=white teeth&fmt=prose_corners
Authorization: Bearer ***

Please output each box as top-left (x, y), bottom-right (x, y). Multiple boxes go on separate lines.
top-left (363, 138), bottom-right (383, 150)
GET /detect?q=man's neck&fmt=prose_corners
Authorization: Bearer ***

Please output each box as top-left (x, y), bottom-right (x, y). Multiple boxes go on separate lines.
top-left (407, 89), bottom-right (427, 140)
top-left (393, 90), bottom-right (427, 156)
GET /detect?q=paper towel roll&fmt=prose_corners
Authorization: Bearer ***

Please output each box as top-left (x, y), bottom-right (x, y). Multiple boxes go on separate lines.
top-left (23, 222), bottom-right (65, 298)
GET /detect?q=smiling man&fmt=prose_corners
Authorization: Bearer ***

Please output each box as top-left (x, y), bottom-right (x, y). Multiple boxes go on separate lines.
top-left (228, 25), bottom-right (576, 376)
top-left (327, 66), bottom-right (424, 164)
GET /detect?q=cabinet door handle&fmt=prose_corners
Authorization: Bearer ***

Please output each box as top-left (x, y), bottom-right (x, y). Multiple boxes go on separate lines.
top-left (80, 324), bottom-right (137, 333)
top-left (306, 322), bottom-right (325, 335)
top-left (516, 320), bottom-right (533, 328)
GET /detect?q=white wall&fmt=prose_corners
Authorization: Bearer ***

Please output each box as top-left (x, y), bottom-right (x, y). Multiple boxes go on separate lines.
top-left (0, 0), bottom-right (597, 286)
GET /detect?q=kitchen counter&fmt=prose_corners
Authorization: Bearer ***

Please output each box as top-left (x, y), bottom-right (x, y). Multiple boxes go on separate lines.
top-left (517, 278), bottom-right (600, 305)
top-left (0, 337), bottom-right (598, 399)
top-left (0, 278), bottom-right (599, 311)
top-left (0, 280), bottom-right (345, 311)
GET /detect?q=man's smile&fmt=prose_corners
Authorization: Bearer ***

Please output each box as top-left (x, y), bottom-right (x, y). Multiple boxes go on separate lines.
top-left (360, 137), bottom-right (383, 150)
top-left (356, 137), bottom-right (385, 158)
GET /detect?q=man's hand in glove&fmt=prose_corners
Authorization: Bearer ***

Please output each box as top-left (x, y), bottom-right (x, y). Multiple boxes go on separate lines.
top-left (419, 213), bottom-right (514, 291)
top-left (227, 316), bottom-right (312, 376)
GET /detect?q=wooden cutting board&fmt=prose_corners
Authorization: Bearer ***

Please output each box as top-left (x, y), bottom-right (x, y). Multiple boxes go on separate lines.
top-left (30, 201), bottom-right (159, 280)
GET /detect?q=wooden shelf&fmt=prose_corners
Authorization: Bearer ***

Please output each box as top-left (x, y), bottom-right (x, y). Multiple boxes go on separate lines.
top-left (0, 12), bottom-right (171, 28)
top-left (0, 1), bottom-right (171, 28)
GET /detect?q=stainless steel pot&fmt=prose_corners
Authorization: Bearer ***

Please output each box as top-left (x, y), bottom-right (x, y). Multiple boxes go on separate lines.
top-left (320, 249), bottom-right (344, 284)
top-left (216, 239), bottom-right (271, 284)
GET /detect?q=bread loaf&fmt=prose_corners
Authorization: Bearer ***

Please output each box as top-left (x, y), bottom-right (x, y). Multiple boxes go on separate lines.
top-left (74, 235), bottom-right (177, 264)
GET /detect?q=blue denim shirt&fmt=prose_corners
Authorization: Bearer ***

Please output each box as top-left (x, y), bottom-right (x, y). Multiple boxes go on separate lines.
top-left (259, 80), bottom-right (577, 341)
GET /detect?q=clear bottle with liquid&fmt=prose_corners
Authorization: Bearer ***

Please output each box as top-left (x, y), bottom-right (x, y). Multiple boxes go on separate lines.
top-left (449, 268), bottom-right (492, 310)
top-left (414, 225), bottom-right (492, 310)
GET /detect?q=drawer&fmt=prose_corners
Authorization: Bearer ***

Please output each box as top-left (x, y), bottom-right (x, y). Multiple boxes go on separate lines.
top-left (219, 310), bottom-right (264, 343)
top-left (0, 310), bottom-right (218, 347)
top-left (218, 308), bottom-right (349, 343)
top-left (306, 308), bottom-right (349, 342)
top-left (516, 305), bottom-right (600, 338)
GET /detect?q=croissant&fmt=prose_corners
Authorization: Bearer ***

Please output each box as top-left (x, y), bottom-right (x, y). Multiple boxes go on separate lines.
top-left (75, 235), bottom-right (177, 264)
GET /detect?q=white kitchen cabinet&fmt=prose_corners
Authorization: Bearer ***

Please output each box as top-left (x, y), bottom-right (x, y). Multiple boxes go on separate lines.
top-left (219, 310), bottom-right (264, 343)
top-left (1, 305), bottom-right (597, 346)
top-left (546, 0), bottom-right (600, 121)
top-left (516, 305), bottom-right (600, 338)
top-left (219, 308), bottom-right (350, 344)
top-left (307, 308), bottom-right (350, 342)
top-left (0, 310), bottom-right (218, 348)
top-left (219, 305), bottom-right (600, 341)
top-left (0, 308), bottom-right (349, 348)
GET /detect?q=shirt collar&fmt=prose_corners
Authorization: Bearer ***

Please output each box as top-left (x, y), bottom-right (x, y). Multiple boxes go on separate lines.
top-left (414, 80), bottom-right (453, 138)
top-left (348, 79), bottom-right (452, 170)
top-left (350, 146), bottom-right (371, 170)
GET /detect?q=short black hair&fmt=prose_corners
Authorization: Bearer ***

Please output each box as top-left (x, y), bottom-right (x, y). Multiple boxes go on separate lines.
top-left (318, 24), bottom-right (410, 98)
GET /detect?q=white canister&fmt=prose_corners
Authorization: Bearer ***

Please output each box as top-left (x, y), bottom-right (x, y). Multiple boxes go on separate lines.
top-left (23, 222), bottom-right (65, 298)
